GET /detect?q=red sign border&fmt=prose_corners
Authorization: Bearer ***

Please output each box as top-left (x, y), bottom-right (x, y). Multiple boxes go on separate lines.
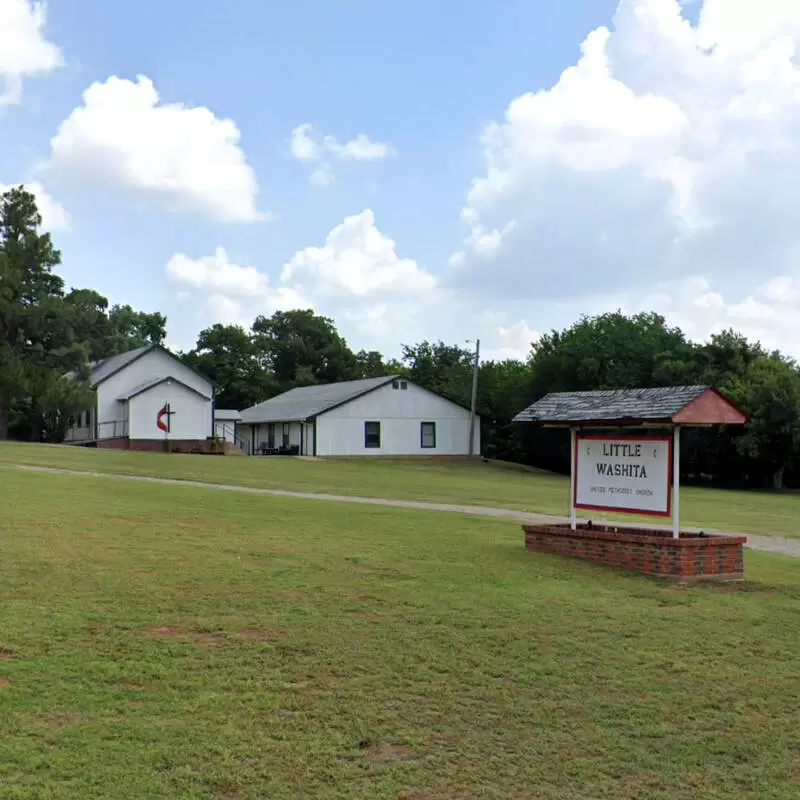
top-left (574, 434), bottom-right (674, 518)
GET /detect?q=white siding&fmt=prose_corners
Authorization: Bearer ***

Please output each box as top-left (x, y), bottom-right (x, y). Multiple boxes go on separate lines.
top-left (96, 349), bottom-right (212, 438)
top-left (315, 380), bottom-right (478, 456)
top-left (128, 381), bottom-right (212, 440)
top-left (301, 422), bottom-right (314, 456)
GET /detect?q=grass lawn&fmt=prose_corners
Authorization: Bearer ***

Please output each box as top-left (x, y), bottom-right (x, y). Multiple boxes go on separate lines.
top-left (1, 469), bottom-right (799, 799)
top-left (1, 440), bottom-right (799, 538)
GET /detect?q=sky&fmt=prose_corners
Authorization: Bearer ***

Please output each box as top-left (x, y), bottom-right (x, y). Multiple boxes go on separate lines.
top-left (3, 0), bottom-right (800, 362)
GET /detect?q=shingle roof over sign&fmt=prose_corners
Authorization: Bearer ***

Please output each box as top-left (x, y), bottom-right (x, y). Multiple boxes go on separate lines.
top-left (513, 386), bottom-right (711, 425)
top-left (239, 375), bottom-right (398, 424)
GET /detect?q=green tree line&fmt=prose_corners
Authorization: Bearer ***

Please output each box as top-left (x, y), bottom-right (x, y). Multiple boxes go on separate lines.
top-left (3, 186), bottom-right (800, 488)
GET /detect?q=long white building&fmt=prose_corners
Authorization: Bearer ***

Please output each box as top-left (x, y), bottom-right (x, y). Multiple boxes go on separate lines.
top-left (238, 375), bottom-right (479, 457)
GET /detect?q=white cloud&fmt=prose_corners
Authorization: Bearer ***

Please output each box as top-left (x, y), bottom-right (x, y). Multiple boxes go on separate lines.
top-left (290, 123), bottom-right (322, 162)
top-left (47, 75), bottom-right (263, 222)
top-left (290, 124), bottom-right (394, 185)
top-left (448, 0), bottom-right (800, 313)
top-left (166, 248), bottom-right (270, 297)
top-left (326, 133), bottom-right (394, 161)
top-left (480, 315), bottom-right (540, 362)
top-left (281, 210), bottom-right (435, 299)
top-left (309, 166), bottom-right (335, 186)
top-left (166, 210), bottom-right (442, 344)
top-left (0, 180), bottom-right (70, 231)
top-left (0, 0), bottom-right (63, 106)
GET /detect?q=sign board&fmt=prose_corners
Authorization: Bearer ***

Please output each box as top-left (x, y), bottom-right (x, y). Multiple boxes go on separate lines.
top-left (575, 435), bottom-right (672, 516)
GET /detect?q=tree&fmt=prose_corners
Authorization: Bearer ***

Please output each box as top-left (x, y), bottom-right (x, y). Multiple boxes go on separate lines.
top-left (529, 311), bottom-right (690, 396)
top-left (0, 186), bottom-right (89, 440)
top-left (726, 354), bottom-right (800, 489)
top-left (401, 340), bottom-right (475, 407)
top-left (107, 304), bottom-right (167, 352)
top-left (183, 323), bottom-right (272, 410)
top-left (354, 349), bottom-right (391, 378)
top-left (251, 309), bottom-right (357, 389)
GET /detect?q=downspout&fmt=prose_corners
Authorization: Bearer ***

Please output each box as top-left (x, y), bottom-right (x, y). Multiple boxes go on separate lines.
top-left (300, 420), bottom-right (304, 456)
top-left (312, 416), bottom-right (317, 457)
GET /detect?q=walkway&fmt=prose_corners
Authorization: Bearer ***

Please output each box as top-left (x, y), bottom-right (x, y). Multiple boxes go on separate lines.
top-left (5, 463), bottom-right (800, 558)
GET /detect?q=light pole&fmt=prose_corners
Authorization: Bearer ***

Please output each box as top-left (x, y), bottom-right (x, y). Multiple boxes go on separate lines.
top-left (466, 339), bottom-right (480, 457)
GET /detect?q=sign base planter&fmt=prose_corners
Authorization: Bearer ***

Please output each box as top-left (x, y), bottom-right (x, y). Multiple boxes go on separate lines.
top-left (522, 523), bottom-right (746, 583)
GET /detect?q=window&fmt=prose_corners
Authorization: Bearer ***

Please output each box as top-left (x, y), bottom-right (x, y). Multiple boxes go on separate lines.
top-left (365, 421), bottom-right (381, 448)
top-left (421, 421), bottom-right (436, 449)
top-left (400, 381), bottom-right (408, 390)
top-left (282, 423), bottom-right (290, 442)
top-left (392, 380), bottom-right (399, 390)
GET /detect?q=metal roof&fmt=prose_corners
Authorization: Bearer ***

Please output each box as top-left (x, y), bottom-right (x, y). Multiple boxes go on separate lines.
top-left (85, 345), bottom-right (152, 386)
top-left (240, 375), bottom-right (399, 424)
top-left (214, 409), bottom-right (241, 420)
top-left (513, 386), bottom-right (711, 425)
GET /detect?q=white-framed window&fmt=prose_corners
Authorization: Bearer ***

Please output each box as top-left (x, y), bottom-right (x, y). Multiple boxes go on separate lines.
top-left (421, 421), bottom-right (436, 449)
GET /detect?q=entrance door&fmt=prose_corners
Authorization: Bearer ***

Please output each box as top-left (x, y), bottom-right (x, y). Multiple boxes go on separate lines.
top-left (267, 423), bottom-right (275, 449)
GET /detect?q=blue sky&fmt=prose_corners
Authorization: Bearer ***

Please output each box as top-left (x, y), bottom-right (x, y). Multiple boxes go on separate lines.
top-left (3, 0), bottom-right (800, 360)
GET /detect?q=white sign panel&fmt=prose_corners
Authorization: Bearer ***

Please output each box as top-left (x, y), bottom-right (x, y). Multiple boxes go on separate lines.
top-left (575, 436), bottom-right (672, 516)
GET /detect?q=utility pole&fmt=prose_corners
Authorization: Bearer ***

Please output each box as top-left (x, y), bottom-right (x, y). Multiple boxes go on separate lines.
top-left (468, 338), bottom-right (480, 457)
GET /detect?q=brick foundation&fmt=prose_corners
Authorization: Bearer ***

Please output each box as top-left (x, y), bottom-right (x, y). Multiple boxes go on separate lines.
top-left (98, 438), bottom-right (230, 454)
top-left (522, 523), bottom-right (746, 583)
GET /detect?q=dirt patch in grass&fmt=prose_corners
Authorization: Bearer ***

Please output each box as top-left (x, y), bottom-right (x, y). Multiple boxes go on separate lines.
top-left (0, 677), bottom-right (10, 688)
top-left (146, 627), bottom-right (228, 648)
top-left (363, 743), bottom-right (415, 764)
top-left (279, 588), bottom-right (308, 604)
top-left (235, 629), bottom-right (284, 642)
top-left (0, 647), bottom-right (15, 660)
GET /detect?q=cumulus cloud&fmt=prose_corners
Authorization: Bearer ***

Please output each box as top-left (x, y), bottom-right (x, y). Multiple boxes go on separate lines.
top-left (0, 0), bottom-right (63, 106)
top-left (621, 270), bottom-right (800, 357)
top-left (479, 313), bottom-right (540, 362)
top-left (447, 0), bottom-right (800, 311)
top-left (46, 75), bottom-right (264, 222)
top-left (0, 180), bottom-right (70, 231)
top-left (290, 124), bottom-right (394, 185)
top-left (166, 209), bottom-right (441, 343)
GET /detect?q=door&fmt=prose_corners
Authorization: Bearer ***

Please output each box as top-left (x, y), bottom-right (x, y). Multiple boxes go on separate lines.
top-left (267, 423), bottom-right (275, 449)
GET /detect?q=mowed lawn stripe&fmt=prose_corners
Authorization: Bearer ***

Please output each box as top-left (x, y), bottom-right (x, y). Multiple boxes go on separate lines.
top-left (1, 441), bottom-right (800, 538)
top-left (1, 469), bottom-right (799, 799)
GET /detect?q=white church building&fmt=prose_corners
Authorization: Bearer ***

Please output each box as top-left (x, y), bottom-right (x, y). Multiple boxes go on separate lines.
top-left (64, 345), bottom-right (216, 451)
top-left (238, 375), bottom-right (479, 457)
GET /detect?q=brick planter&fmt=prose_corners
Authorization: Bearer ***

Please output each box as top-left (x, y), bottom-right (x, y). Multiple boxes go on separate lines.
top-left (522, 523), bottom-right (746, 583)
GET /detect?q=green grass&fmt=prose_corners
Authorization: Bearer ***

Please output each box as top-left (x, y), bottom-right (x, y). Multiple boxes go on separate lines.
top-left (1, 468), bottom-right (799, 798)
top-left (1, 440), bottom-right (799, 538)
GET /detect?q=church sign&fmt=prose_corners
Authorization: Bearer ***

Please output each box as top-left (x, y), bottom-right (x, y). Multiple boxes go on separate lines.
top-left (574, 435), bottom-right (672, 516)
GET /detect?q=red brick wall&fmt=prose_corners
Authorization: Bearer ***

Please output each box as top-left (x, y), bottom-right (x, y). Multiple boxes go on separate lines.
top-left (98, 438), bottom-right (217, 453)
top-left (522, 524), bottom-right (745, 582)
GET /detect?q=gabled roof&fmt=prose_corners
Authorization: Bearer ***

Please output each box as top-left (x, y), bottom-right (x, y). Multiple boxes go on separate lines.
top-left (89, 345), bottom-right (151, 386)
top-left (240, 376), bottom-right (400, 424)
top-left (85, 344), bottom-right (213, 389)
top-left (513, 386), bottom-right (747, 427)
top-left (118, 376), bottom-right (212, 402)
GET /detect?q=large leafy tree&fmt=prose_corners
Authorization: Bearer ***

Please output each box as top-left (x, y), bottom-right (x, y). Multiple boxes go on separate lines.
top-left (251, 309), bottom-right (357, 389)
top-left (529, 311), bottom-right (690, 395)
top-left (725, 354), bottom-right (800, 489)
top-left (400, 340), bottom-right (475, 407)
top-left (107, 304), bottom-right (167, 352)
top-left (183, 323), bottom-right (273, 410)
top-left (0, 187), bottom-right (92, 440)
